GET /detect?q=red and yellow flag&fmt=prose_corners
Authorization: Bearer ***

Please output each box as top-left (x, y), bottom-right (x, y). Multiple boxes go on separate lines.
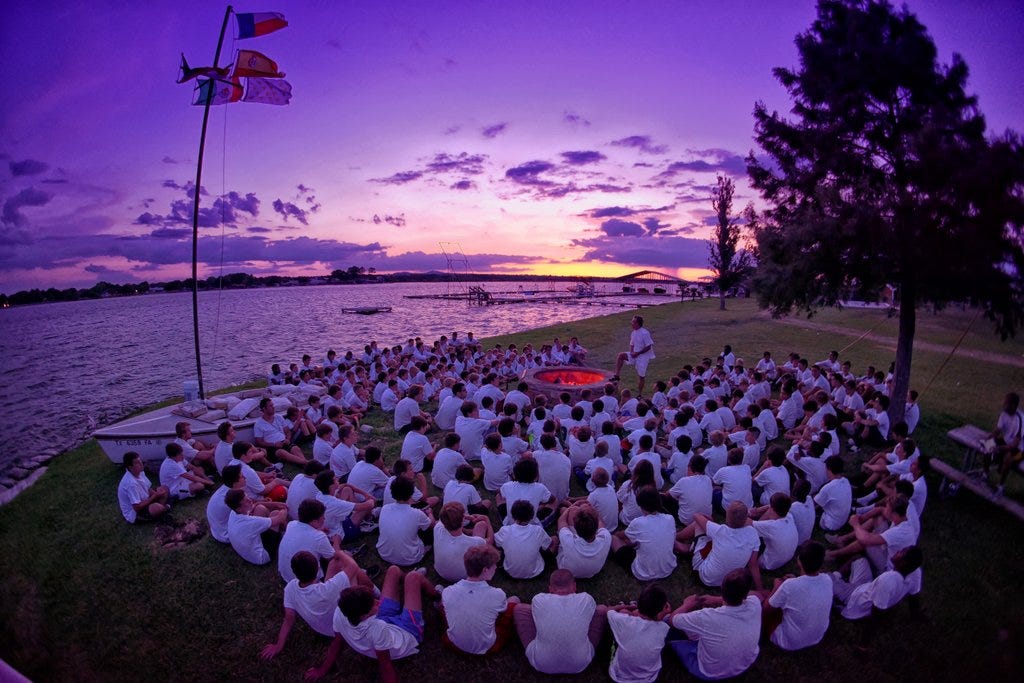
top-left (232, 49), bottom-right (284, 79)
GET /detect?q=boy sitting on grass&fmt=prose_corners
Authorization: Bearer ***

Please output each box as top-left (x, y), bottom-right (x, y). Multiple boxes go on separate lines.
top-left (441, 545), bottom-right (521, 655)
top-left (433, 502), bottom-right (493, 583)
top-left (260, 548), bottom-right (377, 660)
top-left (606, 584), bottom-right (671, 683)
top-left (494, 500), bottom-right (555, 579)
top-left (225, 488), bottom-right (287, 565)
top-left (307, 565), bottom-right (439, 682)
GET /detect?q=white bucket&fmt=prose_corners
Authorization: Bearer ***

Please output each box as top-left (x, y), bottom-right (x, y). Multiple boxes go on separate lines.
top-left (183, 380), bottom-right (200, 402)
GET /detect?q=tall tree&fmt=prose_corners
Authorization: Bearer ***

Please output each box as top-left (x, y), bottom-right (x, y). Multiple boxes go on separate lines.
top-left (707, 174), bottom-right (754, 311)
top-left (747, 0), bottom-right (1024, 423)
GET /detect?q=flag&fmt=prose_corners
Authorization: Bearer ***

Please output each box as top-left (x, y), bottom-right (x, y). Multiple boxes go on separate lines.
top-left (235, 12), bottom-right (288, 39)
top-left (176, 54), bottom-right (231, 83)
top-left (233, 49), bottom-right (284, 78)
top-left (193, 77), bottom-right (243, 106)
top-left (243, 78), bottom-right (293, 105)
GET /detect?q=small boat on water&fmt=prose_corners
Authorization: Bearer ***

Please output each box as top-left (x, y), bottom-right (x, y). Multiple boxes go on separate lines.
top-left (340, 306), bottom-right (392, 315)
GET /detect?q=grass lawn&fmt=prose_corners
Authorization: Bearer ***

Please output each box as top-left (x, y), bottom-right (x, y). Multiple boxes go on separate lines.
top-left (1, 299), bottom-right (1023, 682)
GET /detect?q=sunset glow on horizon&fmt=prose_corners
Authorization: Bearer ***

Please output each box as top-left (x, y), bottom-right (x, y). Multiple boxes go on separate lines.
top-left (2, 1), bottom-right (1021, 294)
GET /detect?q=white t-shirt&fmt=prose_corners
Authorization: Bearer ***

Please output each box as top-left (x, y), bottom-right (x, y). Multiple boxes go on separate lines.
top-left (702, 445), bottom-right (728, 478)
top-left (376, 503), bottom-right (431, 566)
top-left (607, 610), bottom-right (669, 683)
top-left (441, 579), bottom-right (508, 654)
top-left (278, 520), bottom-right (334, 582)
top-left (435, 395), bottom-right (464, 430)
top-left (315, 492), bottom-right (355, 537)
top-left (442, 480), bottom-right (481, 509)
top-left (254, 414), bottom-right (288, 444)
top-left (312, 437), bottom-right (334, 467)
top-left (624, 513), bottom-right (677, 580)
top-left (617, 480), bottom-right (642, 526)
top-left (286, 473), bottom-right (320, 521)
top-left (348, 461), bottom-right (389, 500)
top-left (790, 498), bottom-right (816, 543)
top-left (494, 523), bottom-right (551, 578)
top-left (382, 476), bottom-right (424, 506)
top-left (840, 568), bottom-right (922, 620)
top-left (455, 415), bottom-right (492, 462)
top-left (433, 525), bottom-right (486, 583)
top-left (713, 464), bottom-right (753, 508)
top-left (329, 442), bottom-right (358, 479)
top-left (694, 522), bottom-right (760, 587)
top-left (284, 573), bottom-right (351, 637)
top-left (755, 465), bottom-right (791, 505)
top-left (206, 485), bottom-right (231, 542)
top-left (666, 449), bottom-right (693, 484)
top-left (159, 457), bottom-right (191, 497)
top-left (118, 470), bottom-right (151, 523)
top-left (628, 451), bottom-right (664, 489)
top-left (768, 573), bottom-right (833, 650)
top-left (481, 450), bottom-right (512, 491)
top-left (499, 481), bottom-right (552, 526)
top-left (535, 449), bottom-right (571, 502)
top-left (431, 448), bottom-right (468, 489)
top-left (526, 592), bottom-right (597, 674)
top-left (753, 514), bottom-right (799, 570)
top-left (227, 510), bottom-right (272, 565)
top-left (669, 474), bottom-right (713, 525)
top-left (333, 610), bottom-right (419, 660)
top-left (672, 595), bottom-right (761, 679)
top-left (393, 397), bottom-right (421, 431)
top-left (556, 527), bottom-right (612, 578)
top-left (214, 440), bottom-right (234, 473)
top-left (588, 486), bottom-right (620, 532)
top-left (814, 477), bottom-right (853, 531)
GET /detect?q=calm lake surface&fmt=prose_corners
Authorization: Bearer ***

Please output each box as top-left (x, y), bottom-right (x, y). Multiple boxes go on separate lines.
top-left (0, 281), bottom-right (673, 471)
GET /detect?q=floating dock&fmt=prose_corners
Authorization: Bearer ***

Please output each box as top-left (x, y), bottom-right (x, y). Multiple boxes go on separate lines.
top-left (340, 306), bottom-right (392, 314)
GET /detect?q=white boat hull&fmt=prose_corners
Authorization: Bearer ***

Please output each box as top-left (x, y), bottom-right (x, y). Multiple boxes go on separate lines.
top-left (93, 403), bottom-right (255, 464)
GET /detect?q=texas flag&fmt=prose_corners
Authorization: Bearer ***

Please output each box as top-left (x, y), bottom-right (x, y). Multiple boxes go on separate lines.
top-left (235, 12), bottom-right (288, 40)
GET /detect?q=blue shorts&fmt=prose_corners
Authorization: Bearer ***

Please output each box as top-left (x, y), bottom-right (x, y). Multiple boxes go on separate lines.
top-left (378, 597), bottom-right (425, 642)
top-left (668, 638), bottom-right (713, 681)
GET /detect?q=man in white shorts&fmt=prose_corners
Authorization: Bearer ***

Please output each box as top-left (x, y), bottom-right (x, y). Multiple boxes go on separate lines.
top-left (612, 315), bottom-right (655, 397)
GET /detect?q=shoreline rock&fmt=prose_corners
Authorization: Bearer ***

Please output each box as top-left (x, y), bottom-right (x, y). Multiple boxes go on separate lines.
top-left (0, 467), bottom-right (48, 506)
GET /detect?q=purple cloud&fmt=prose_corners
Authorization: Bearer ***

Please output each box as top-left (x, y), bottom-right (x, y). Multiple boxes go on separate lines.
top-left (2, 187), bottom-right (52, 226)
top-left (161, 156), bottom-right (178, 164)
top-left (659, 149), bottom-right (747, 177)
top-left (272, 199), bottom-right (309, 225)
top-left (481, 122), bottom-right (508, 139)
top-left (600, 218), bottom-right (645, 237)
top-left (370, 170), bottom-right (424, 185)
top-left (572, 233), bottom-right (708, 270)
top-left (560, 150), bottom-right (606, 166)
top-left (372, 214), bottom-right (406, 228)
top-left (563, 111), bottom-right (591, 127)
top-left (611, 135), bottom-right (669, 155)
top-left (424, 152), bottom-right (487, 175)
top-left (150, 227), bottom-right (190, 239)
top-left (9, 159), bottom-right (49, 176)
top-left (589, 206), bottom-right (636, 218)
top-left (451, 179), bottom-right (475, 190)
top-left (83, 263), bottom-right (111, 273)
top-left (505, 160), bottom-right (556, 184)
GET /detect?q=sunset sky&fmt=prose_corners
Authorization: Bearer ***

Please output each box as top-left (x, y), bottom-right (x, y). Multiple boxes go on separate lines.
top-left (2, 0), bottom-right (1022, 293)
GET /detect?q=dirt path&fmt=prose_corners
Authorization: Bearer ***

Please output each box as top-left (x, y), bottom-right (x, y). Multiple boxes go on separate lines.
top-left (773, 316), bottom-right (1024, 369)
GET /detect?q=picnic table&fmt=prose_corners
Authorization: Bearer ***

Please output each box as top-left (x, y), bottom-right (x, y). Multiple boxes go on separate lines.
top-left (934, 424), bottom-right (1024, 522)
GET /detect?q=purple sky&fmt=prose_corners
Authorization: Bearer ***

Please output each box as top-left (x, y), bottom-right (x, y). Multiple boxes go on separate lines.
top-left (2, 0), bottom-right (1022, 293)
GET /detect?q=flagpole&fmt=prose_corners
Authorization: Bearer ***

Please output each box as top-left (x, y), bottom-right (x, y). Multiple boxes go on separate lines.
top-left (190, 4), bottom-right (233, 401)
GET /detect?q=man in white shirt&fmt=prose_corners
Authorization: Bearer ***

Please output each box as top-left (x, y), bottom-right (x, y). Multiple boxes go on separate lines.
top-left (441, 545), bottom-right (520, 655)
top-left (117, 451), bottom-right (169, 523)
top-left (277, 498), bottom-right (336, 583)
top-left (610, 486), bottom-right (678, 581)
top-left (832, 546), bottom-right (923, 621)
top-left (455, 401), bottom-right (499, 461)
top-left (435, 382), bottom-right (467, 430)
top-left (513, 569), bottom-right (607, 675)
top-left (377, 477), bottom-right (433, 566)
top-left (675, 501), bottom-right (763, 589)
top-left (668, 454), bottom-right (713, 525)
top-left (814, 456), bottom-right (853, 531)
top-left (393, 384), bottom-right (432, 433)
top-left (612, 315), bottom-right (655, 396)
top-left (253, 398), bottom-right (309, 466)
top-left (667, 568), bottom-right (761, 680)
top-left (762, 541), bottom-right (832, 651)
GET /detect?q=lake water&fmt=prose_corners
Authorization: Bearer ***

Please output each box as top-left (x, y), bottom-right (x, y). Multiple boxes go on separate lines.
top-left (0, 280), bottom-right (674, 473)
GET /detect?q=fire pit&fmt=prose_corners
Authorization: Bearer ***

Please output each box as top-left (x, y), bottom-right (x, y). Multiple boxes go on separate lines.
top-left (521, 366), bottom-right (615, 402)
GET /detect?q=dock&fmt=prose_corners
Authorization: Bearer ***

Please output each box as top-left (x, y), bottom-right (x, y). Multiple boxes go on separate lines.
top-left (404, 288), bottom-right (672, 308)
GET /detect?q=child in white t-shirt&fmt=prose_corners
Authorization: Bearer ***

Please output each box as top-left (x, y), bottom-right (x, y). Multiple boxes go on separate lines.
top-left (494, 500), bottom-right (554, 579)
top-left (606, 585), bottom-right (671, 683)
top-left (433, 502), bottom-right (492, 583)
top-left (377, 477), bottom-right (433, 567)
top-left (481, 433), bottom-right (513, 492)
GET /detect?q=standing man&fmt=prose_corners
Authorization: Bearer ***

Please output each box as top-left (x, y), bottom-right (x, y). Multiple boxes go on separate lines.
top-left (612, 315), bottom-right (655, 397)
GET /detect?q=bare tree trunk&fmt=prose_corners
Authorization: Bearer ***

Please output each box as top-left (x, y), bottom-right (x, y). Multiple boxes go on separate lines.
top-left (889, 280), bottom-right (914, 426)
top-left (719, 291), bottom-right (726, 311)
